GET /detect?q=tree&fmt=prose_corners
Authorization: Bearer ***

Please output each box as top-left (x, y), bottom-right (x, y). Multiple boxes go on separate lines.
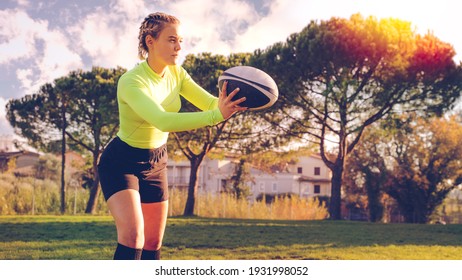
top-left (385, 115), bottom-right (462, 223)
top-left (68, 67), bottom-right (124, 213)
top-left (6, 67), bottom-right (124, 214)
top-left (251, 14), bottom-right (462, 219)
top-left (343, 122), bottom-right (392, 222)
top-left (7, 77), bottom-right (75, 213)
top-left (34, 154), bottom-right (60, 181)
top-left (173, 53), bottom-right (287, 216)
top-left (347, 115), bottom-right (462, 223)
top-left (227, 158), bottom-right (252, 199)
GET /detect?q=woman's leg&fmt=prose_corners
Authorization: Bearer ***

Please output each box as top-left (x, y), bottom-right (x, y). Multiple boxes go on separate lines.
top-left (107, 189), bottom-right (145, 259)
top-left (141, 200), bottom-right (169, 260)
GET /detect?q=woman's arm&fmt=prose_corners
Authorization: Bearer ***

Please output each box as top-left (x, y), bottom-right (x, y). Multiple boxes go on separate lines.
top-left (118, 77), bottom-right (224, 132)
top-left (180, 71), bottom-right (220, 111)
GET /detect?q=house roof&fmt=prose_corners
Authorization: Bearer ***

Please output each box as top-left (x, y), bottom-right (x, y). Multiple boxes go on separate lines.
top-left (0, 151), bottom-right (40, 159)
top-left (0, 151), bottom-right (26, 159)
top-left (0, 150), bottom-right (40, 175)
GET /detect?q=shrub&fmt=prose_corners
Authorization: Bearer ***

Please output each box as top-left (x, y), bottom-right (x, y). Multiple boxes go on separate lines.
top-left (0, 174), bottom-right (107, 215)
top-left (169, 188), bottom-right (329, 220)
top-left (1, 176), bottom-right (328, 220)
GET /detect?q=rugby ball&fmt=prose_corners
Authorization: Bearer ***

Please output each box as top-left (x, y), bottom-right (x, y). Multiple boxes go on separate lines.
top-left (218, 66), bottom-right (278, 111)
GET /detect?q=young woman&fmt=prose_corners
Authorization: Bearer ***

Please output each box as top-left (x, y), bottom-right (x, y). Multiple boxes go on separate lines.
top-left (97, 12), bottom-right (247, 260)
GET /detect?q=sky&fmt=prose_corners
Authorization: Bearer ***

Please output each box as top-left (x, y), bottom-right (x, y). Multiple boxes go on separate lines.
top-left (1, 0), bottom-right (461, 138)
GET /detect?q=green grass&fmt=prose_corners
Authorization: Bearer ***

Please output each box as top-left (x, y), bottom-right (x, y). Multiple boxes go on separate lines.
top-left (1, 215), bottom-right (461, 260)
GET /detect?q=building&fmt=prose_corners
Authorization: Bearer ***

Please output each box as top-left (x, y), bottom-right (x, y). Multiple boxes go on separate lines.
top-left (0, 150), bottom-right (40, 175)
top-left (0, 135), bottom-right (85, 178)
top-left (0, 135), bottom-right (41, 176)
top-left (167, 154), bottom-right (332, 200)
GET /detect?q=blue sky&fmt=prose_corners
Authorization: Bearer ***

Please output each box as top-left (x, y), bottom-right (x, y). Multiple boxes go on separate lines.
top-left (1, 0), bottom-right (461, 137)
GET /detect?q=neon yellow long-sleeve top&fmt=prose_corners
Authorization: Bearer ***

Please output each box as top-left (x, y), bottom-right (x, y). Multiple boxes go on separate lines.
top-left (116, 61), bottom-right (224, 149)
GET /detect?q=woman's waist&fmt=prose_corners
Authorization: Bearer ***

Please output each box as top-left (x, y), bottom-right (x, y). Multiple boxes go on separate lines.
top-left (116, 129), bottom-right (168, 150)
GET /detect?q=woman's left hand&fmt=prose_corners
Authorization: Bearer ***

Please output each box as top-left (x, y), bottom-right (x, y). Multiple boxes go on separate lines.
top-left (218, 81), bottom-right (248, 119)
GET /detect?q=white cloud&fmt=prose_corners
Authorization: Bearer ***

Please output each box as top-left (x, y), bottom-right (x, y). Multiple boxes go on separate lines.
top-left (0, 9), bottom-right (45, 64)
top-left (0, 97), bottom-right (7, 122)
top-left (70, 0), bottom-right (146, 69)
top-left (232, 0), bottom-right (310, 52)
top-left (1, 8), bottom-right (84, 95)
top-left (0, 97), bottom-right (14, 135)
top-left (113, 0), bottom-right (147, 20)
top-left (72, 11), bottom-right (138, 68)
top-left (161, 0), bottom-right (260, 56)
top-left (15, 68), bottom-right (33, 92)
top-left (15, 0), bottom-right (30, 8)
top-left (37, 30), bottom-right (83, 86)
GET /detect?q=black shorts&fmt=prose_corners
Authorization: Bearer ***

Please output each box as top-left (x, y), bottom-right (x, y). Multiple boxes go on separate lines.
top-left (97, 137), bottom-right (169, 203)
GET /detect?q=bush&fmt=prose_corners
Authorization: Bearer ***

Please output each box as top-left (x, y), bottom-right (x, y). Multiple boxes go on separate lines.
top-left (1, 175), bottom-right (328, 220)
top-left (0, 174), bottom-right (107, 215)
top-left (169, 188), bottom-right (329, 220)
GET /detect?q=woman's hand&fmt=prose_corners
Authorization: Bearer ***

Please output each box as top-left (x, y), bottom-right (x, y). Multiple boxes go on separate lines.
top-left (218, 81), bottom-right (248, 120)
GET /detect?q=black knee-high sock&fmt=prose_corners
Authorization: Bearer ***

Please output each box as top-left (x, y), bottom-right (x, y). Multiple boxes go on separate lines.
top-left (113, 243), bottom-right (143, 260)
top-left (141, 248), bottom-right (161, 260)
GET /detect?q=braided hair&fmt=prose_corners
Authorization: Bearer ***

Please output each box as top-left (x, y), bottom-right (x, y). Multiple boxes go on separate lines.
top-left (138, 12), bottom-right (180, 60)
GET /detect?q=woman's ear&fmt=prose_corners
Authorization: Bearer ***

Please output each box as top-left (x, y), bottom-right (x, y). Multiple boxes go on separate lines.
top-left (145, 35), bottom-right (155, 50)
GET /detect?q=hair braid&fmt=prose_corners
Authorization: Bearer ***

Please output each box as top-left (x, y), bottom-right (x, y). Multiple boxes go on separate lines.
top-left (138, 12), bottom-right (180, 60)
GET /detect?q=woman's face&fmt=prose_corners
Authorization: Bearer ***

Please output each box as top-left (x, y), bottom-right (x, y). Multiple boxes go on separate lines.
top-left (148, 23), bottom-right (183, 69)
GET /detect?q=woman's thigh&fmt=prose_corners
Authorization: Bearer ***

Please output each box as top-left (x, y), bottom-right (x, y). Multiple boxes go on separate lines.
top-left (107, 189), bottom-right (145, 248)
top-left (141, 200), bottom-right (169, 250)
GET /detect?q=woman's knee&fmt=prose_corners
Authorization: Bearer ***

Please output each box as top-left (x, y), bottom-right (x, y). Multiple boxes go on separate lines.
top-left (144, 237), bottom-right (162, 251)
top-left (119, 226), bottom-right (145, 248)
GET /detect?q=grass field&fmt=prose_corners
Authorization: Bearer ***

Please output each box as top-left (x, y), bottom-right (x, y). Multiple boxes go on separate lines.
top-left (1, 215), bottom-right (462, 260)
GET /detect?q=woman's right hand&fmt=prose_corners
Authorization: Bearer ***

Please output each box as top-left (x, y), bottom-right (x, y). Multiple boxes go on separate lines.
top-left (218, 81), bottom-right (248, 120)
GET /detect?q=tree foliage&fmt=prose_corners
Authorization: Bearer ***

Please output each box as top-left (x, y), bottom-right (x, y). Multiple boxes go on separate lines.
top-left (385, 115), bottom-right (462, 223)
top-left (346, 115), bottom-right (462, 223)
top-left (344, 121), bottom-right (395, 222)
top-left (251, 14), bottom-right (462, 219)
top-left (6, 67), bottom-right (125, 213)
top-left (34, 154), bottom-right (60, 181)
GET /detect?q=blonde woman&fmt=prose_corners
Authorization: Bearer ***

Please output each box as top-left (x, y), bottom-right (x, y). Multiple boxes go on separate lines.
top-left (97, 12), bottom-right (246, 260)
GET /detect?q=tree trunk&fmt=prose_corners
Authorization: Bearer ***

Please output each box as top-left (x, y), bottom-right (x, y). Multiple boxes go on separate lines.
top-left (365, 171), bottom-right (384, 222)
top-left (85, 152), bottom-right (101, 214)
top-left (329, 164), bottom-right (344, 220)
top-left (183, 157), bottom-right (203, 216)
top-left (403, 204), bottom-right (428, 224)
top-left (60, 104), bottom-right (66, 214)
top-left (367, 188), bottom-right (384, 222)
top-left (231, 159), bottom-right (246, 199)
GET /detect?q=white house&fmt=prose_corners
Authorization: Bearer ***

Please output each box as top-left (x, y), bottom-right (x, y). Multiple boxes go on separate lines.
top-left (167, 153), bottom-right (331, 200)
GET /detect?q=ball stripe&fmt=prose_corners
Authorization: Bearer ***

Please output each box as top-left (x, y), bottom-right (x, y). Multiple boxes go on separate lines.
top-left (220, 72), bottom-right (277, 96)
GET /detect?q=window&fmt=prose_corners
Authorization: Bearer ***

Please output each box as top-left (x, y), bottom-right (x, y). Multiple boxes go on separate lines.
top-left (314, 185), bottom-right (321, 194)
top-left (272, 183), bottom-right (278, 193)
top-left (297, 167), bottom-right (303, 174)
top-left (314, 167), bottom-right (321, 175)
top-left (259, 182), bottom-right (265, 192)
top-left (218, 179), bottom-right (227, 192)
